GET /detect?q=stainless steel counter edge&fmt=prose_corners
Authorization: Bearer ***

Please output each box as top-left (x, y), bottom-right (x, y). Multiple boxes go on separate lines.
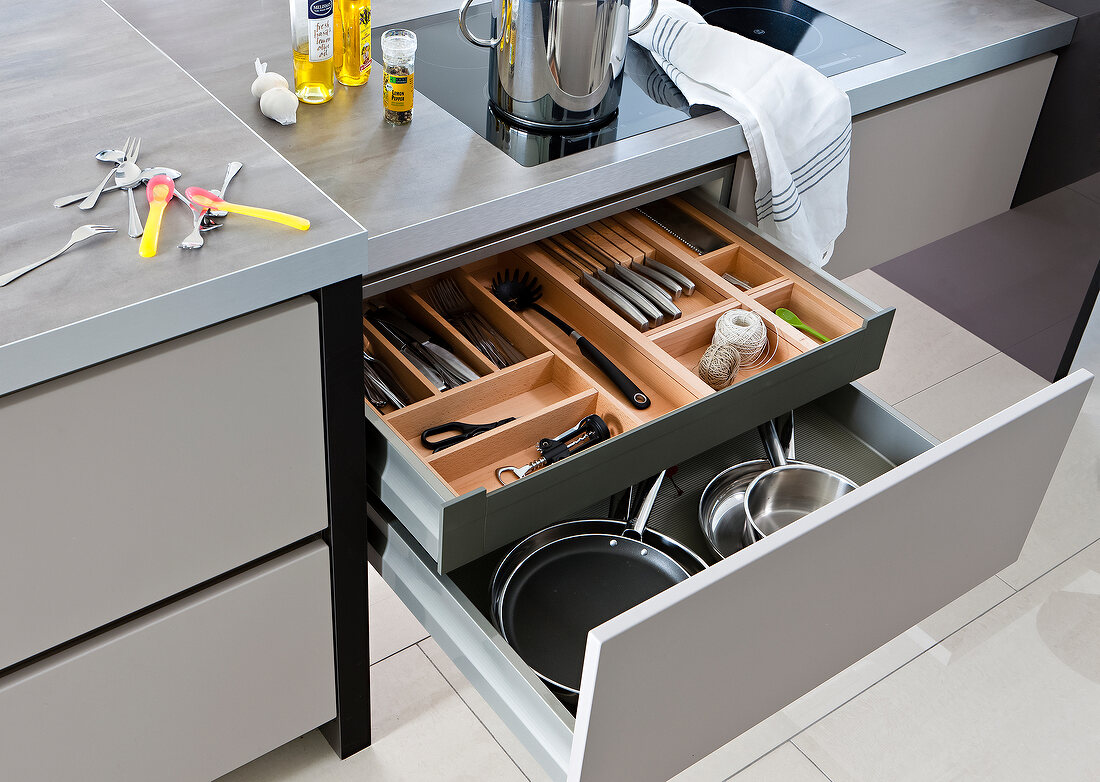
top-left (0, 232), bottom-right (368, 398)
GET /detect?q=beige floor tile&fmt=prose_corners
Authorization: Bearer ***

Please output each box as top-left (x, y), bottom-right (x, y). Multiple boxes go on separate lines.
top-left (730, 743), bottom-right (830, 782)
top-left (842, 270), bottom-right (998, 404)
top-left (893, 352), bottom-right (1049, 440)
top-left (218, 646), bottom-right (528, 782)
top-left (794, 541), bottom-right (1100, 782)
top-left (368, 562), bottom-right (391, 606)
top-left (419, 637), bottom-right (554, 782)
top-left (370, 587), bottom-right (430, 664)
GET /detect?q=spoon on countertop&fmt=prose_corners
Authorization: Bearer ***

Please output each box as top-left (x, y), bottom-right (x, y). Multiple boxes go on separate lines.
top-left (55, 167), bottom-right (182, 207)
top-left (76, 147), bottom-right (127, 210)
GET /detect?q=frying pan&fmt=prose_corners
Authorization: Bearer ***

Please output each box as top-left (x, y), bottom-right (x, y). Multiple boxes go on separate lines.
top-left (490, 471), bottom-right (707, 699)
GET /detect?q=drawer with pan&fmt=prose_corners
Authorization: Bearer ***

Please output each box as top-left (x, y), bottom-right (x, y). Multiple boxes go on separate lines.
top-left (363, 194), bottom-right (895, 573)
top-left (368, 373), bottom-right (1092, 782)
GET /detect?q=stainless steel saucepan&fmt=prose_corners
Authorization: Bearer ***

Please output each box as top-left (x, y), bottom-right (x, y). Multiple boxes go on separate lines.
top-left (459, 0), bottom-right (660, 130)
top-left (698, 415), bottom-right (858, 558)
top-left (745, 420), bottom-right (858, 541)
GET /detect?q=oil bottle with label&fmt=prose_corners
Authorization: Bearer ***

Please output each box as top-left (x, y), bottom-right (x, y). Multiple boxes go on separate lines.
top-left (337, 0), bottom-right (372, 86)
top-left (289, 0), bottom-right (335, 103)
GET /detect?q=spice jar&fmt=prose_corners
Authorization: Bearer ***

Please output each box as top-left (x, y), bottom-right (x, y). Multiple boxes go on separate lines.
top-left (381, 29), bottom-right (416, 125)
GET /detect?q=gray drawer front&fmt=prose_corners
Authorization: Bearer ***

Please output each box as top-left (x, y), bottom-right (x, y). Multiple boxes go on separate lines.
top-left (0, 541), bottom-right (335, 782)
top-left (368, 374), bottom-right (1092, 782)
top-left (0, 297), bottom-right (329, 670)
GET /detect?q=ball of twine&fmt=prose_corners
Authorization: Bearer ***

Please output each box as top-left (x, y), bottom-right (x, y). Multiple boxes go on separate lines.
top-left (697, 309), bottom-right (771, 390)
top-left (699, 343), bottom-right (740, 389)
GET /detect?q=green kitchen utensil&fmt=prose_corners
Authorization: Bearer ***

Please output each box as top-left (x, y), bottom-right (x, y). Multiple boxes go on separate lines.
top-left (776, 307), bottom-right (830, 342)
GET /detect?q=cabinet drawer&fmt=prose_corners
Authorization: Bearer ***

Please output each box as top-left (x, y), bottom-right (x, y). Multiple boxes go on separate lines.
top-left (0, 297), bottom-right (329, 670)
top-left (365, 195), bottom-right (894, 572)
top-left (0, 541), bottom-right (336, 782)
top-left (368, 373), bottom-right (1091, 782)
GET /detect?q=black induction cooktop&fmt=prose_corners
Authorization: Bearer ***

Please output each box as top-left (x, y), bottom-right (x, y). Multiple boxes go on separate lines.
top-left (375, 1), bottom-right (901, 166)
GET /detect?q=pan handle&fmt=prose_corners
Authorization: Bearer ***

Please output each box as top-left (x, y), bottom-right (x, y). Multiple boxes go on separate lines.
top-left (626, 470), bottom-right (666, 538)
top-left (758, 420), bottom-right (789, 467)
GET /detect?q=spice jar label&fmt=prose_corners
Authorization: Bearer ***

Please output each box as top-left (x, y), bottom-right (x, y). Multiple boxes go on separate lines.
top-left (383, 72), bottom-right (413, 111)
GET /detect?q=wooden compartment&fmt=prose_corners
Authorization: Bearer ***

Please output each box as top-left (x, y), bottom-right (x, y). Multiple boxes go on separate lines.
top-left (363, 318), bottom-right (439, 414)
top-left (428, 390), bottom-right (631, 496)
top-left (563, 218), bottom-right (740, 326)
top-left (411, 273), bottom-right (551, 366)
top-left (383, 354), bottom-right (617, 460)
top-left (695, 244), bottom-right (788, 292)
top-left (651, 303), bottom-right (806, 391)
top-left (750, 278), bottom-right (864, 344)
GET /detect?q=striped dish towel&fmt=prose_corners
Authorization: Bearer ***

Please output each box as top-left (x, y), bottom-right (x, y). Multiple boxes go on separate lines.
top-left (630, 0), bottom-right (852, 266)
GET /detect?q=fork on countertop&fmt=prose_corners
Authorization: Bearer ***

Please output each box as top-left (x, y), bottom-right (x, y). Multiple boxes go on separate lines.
top-left (423, 277), bottom-right (526, 368)
top-left (0, 225), bottom-right (118, 287)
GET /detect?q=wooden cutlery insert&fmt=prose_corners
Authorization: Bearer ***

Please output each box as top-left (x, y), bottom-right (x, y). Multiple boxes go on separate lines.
top-left (364, 196), bottom-right (863, 498)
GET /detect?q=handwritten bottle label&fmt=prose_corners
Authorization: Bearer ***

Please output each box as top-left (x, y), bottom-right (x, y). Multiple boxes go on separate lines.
top-left (308, 0), bottom-right (334, 63)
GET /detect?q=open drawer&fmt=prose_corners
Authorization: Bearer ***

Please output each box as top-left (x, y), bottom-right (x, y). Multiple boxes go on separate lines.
top-left (365, 194), bottom-right (895, 572)
top-left (367, 373), bottom-right (1091, 782)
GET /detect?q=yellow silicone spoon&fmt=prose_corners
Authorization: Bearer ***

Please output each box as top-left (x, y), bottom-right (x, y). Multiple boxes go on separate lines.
top-left (138, 175), bottom-right (175, 258)
top-left (184, 187), bottom-right (310, 231)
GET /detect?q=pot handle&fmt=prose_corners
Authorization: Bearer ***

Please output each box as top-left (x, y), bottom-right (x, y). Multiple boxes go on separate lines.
top-left (458, 0), bottom-right (504, 48)
top-left (628, 470), bottom-right (667, 537)
top-left (628, 0), bottom-right (661, 35)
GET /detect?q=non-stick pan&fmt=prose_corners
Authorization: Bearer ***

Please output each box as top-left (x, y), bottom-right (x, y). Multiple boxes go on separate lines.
top-left (490, 471), bottom-right (706, 698)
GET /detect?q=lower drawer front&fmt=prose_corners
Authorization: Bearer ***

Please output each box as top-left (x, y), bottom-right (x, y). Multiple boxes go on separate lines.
top-left (369, 373), bottom-right (1091, 782)
top-left (0, 297), bottom-right (330, 670)
top-left (0, 541), bottom-right (336, 782)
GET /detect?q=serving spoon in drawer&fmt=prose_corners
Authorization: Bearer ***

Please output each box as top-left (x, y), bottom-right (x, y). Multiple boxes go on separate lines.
top-left (490, 269), bottom-right (651, 409)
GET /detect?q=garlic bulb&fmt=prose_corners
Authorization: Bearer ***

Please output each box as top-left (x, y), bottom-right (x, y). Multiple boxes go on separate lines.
top-left (260, 87), bottom-right (299, 125)
top-left (251, 58), bottom-right (289, 98)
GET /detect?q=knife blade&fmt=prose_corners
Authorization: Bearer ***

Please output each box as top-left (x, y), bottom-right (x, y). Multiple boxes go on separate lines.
top-left (635, 200), bottom-right (727, 255)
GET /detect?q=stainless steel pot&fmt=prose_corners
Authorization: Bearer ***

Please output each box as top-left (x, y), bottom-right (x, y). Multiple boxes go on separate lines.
top-left (459, 0), bottom-right (660, 130)
top-left (744, 421), bottom-right (858, 541)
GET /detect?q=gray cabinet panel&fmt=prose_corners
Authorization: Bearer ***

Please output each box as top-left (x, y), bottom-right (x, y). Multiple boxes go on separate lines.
top-left (0, 298), bottom-right (328, 669)
top-left (0, 541), bottom-right (335, 782)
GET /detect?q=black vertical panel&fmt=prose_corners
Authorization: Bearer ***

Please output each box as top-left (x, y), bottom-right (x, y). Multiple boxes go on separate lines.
top-left (315, 277), bottom-right (371, 758)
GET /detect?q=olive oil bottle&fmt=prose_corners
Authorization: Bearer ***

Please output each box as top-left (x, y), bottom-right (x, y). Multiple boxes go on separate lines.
top-left (337, 0), bottom-right (372, 86)
top-left (289, 0), bottom-right (335, 104)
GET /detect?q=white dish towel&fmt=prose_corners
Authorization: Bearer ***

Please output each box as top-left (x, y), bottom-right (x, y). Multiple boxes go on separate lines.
top-left (629, 0), bottom-right (852, 266)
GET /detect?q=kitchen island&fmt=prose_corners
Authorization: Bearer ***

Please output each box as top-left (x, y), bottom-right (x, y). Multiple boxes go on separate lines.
top-left (0, 0), bottom-right (1081, 780)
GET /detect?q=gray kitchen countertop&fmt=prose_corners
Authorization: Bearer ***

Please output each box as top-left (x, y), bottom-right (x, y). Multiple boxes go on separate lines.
top-left (109, 0), bottom-right (1075, 273)
top-left (0, 0), bottom-right (1074, 395)
top-left (0, 0), bottom-right (367, 396)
